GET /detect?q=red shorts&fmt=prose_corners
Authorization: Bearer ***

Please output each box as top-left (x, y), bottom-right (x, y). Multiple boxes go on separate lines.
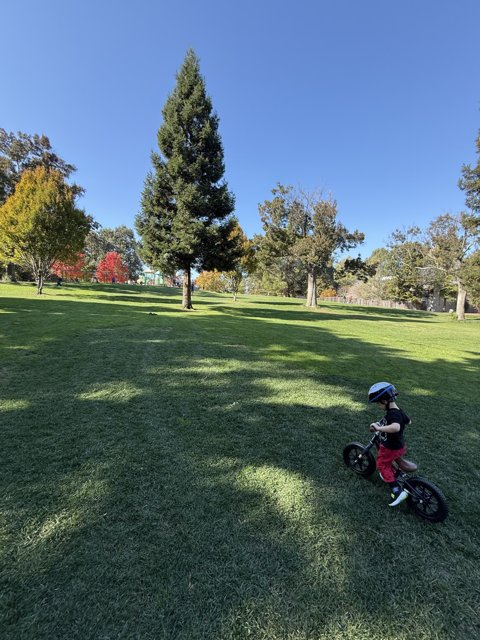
top-left (376, 445), bottom-right (407, 483)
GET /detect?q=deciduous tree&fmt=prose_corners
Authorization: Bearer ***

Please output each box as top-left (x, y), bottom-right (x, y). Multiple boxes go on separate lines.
top-left (96, 251), bottom-right (129, 283)
top-left (463, 250), bottom-right (480, 308)
top-left (98, 226), bottom-right (142, 279)
top-left (426, 213), bottom-right (480, 320)
top-left (258, 185), bottom-right (363, 307)
top-left (52, 253), bottom-right (86, 280)
top-left (256, 186), bottom-right (304, 297)
top-left (0, 128), bottom-right (82, 280)
top-left (195, 270), bottom-right (224, 292)
top-left (384, 227), bottom-right (428, 306)
top-left (454, 129), bottom-right (480, 317)
top-left (0, 167), bottom-right (92, 293)
top-left (0, 128), bottom-right (79, 204)
top-left (222, 223), bottom-right (255, 301)
top-left (83, 229), bottom-right (109, 278)
top-left (459, 130), bottom-right (480, 214)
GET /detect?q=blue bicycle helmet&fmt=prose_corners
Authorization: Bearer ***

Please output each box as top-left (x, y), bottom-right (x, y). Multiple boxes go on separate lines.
top-left (368, 381), bottom-right (398, 404)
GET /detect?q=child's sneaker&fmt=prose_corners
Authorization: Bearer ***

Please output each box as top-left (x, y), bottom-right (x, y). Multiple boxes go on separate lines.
top-left (389, 488), bottom-right (408, 507)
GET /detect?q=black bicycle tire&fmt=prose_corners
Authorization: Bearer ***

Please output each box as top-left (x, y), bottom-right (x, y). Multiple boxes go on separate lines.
top-left (343, 442), bottom-right (376, 478)
top-left (405, 476), bottom-right (448, 523)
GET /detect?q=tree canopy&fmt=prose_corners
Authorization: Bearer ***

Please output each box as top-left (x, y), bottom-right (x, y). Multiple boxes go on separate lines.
top-left (0, 128), bottom-right (79, 205)
top-left (0, 167), bottom-right (92, 293)
top-left (257, 185), bottom-right (363, 307)
top-left (384, 227), bottom-right (428, 305)
top-left (425, 213), bottom-right (480, 319)
top-left (96, 251), bottom-right (129, 283)
top-left (97, 226), bottom-right (142, 280)
top-left (459, 130), bottom-right (480, 214)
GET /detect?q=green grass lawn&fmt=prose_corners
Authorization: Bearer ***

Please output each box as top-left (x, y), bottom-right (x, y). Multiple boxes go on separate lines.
top-left (1, 282), bottom-right (479, 640)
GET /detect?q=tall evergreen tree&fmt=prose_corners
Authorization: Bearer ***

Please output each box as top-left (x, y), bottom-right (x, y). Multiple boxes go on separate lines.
top-left (136, 50), bottom-right (236, 308)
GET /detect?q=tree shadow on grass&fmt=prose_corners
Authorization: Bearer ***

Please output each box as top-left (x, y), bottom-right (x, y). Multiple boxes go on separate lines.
top-left (0, 295), bottom-right (479, 639)
top-left (52, 285), bottom-right (223, 309)
top-left (56, 292), bottom-right (187, 306)
top-left (212, 304), bottom-right (436, 325)
top-left (248, 297), bottom-right (437, 320)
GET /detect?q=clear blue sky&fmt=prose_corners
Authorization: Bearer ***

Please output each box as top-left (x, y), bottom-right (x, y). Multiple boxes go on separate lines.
top-left (2, 0), bottom-right (480, 259)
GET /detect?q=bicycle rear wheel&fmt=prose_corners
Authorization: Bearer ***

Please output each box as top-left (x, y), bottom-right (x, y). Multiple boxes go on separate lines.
top-left (405, 477), bottom-right (448, 523)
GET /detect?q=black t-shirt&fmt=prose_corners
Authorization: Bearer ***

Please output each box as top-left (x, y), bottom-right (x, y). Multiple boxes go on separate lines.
top-left (380, 407), bottom-right (411, 450)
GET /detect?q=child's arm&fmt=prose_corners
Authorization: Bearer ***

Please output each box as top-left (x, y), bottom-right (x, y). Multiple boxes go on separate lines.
top-left (370, 421), bottom-right (401, 433)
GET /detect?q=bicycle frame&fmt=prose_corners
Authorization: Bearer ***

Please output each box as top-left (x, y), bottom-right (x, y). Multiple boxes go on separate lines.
top-left (344, 430), bottom-right (448, 522)
top-left (358, 433), bottom-right (424, 501)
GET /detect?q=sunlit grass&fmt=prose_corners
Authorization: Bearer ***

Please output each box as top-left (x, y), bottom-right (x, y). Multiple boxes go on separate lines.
top-left (0, 281), bottom-right (479, 639)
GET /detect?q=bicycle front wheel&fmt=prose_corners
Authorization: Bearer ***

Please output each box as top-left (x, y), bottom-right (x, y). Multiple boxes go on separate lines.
top-left (343, 442), bottom-right (376, 478)
top-left (405, 477), bottom-right (448, 523)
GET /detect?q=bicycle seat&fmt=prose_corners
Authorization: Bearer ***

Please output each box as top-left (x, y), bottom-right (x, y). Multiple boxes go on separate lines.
top-left (396, 457), bottom-right (418, 472)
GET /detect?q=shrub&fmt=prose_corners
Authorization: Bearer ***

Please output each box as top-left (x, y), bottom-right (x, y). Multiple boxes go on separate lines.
top-left (320, 288), bottom-right (337, 298)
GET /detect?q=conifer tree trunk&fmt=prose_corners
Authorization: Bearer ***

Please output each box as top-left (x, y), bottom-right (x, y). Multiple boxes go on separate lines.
top-left (182, 266), bottom-right (193, 309)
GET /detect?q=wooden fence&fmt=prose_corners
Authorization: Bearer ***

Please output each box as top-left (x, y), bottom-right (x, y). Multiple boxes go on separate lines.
top-left (319, 296), bottom-right (416, 310)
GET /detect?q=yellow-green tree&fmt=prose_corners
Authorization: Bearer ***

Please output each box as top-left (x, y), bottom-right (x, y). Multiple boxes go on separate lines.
top-left (223, 223), bottom-right (256, 301)
top-left (0, 167), bottom-right (92, 294)
top-left (195, 270), bottom-right (224, 292)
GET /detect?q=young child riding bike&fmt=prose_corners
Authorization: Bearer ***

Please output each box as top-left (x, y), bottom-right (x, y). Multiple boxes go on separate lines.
top-left (368, 382), bottom-right (411, 507)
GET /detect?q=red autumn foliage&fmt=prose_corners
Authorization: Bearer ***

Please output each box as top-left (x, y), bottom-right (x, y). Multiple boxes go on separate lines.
top-left (52, 253), bottom-right (86, 280)
top-left (96, 251), bottom-right (129, 283)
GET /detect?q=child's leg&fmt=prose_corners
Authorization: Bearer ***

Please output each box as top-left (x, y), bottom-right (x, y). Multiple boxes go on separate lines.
top-left (377, 446), bottom-right (408, 506)
top-left (376, 446), bottom-right (398, 483)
